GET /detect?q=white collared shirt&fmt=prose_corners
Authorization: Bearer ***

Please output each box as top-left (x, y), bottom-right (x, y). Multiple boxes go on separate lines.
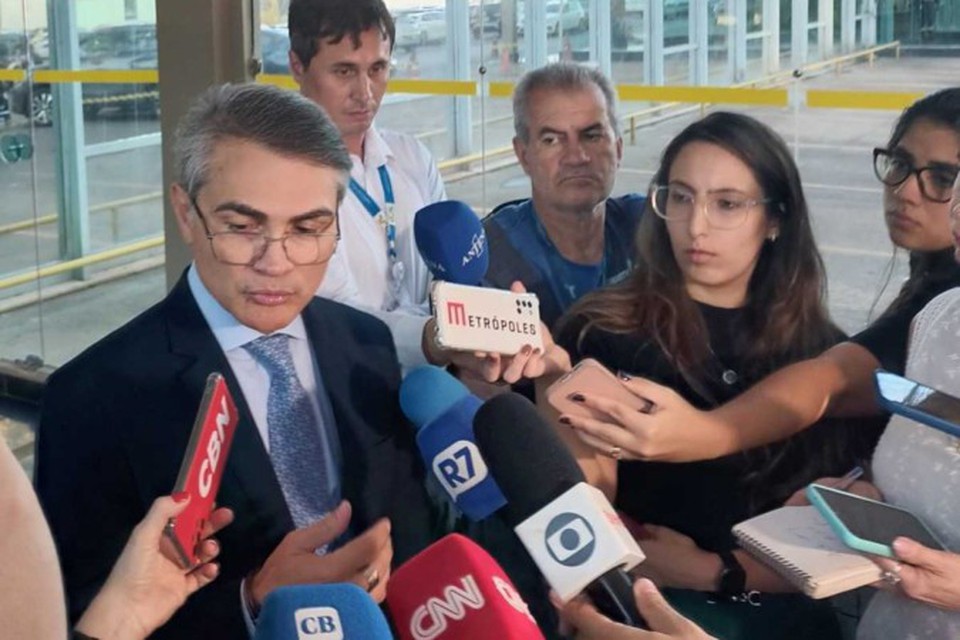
top-left (318, 126), bottom-right (446, 370)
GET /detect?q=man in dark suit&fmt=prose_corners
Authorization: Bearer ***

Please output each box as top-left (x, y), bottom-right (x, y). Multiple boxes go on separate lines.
top-left (35, 83), bottom-right (437, 638)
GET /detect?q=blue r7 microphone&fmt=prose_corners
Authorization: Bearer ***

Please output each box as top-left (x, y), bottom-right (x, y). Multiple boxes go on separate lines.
top-left (400, 365), bottom-right (506, 521)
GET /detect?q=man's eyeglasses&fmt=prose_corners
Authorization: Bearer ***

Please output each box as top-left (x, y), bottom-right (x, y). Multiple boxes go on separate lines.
top-left (191, 198), bottom-right (340, 266)
top-left (873, 148), bottom-right (959, 204)
top-left (651, 184), bottom-right (774, 230)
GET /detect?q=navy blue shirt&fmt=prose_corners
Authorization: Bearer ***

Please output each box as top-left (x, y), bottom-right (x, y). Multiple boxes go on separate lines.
top-left (483, 194), bottom-right (644, 330)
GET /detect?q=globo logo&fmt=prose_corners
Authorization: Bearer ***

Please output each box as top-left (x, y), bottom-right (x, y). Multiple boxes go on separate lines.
top-left (544, 513), bottom-right (596, 567)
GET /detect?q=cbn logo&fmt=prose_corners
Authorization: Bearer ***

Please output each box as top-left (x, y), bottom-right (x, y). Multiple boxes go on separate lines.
top-left (432, 441), bottom-right (488, 498)
top-left (295, 606), bottom-right (343, 640)
top-left (544, 513), bottom-right (596, 567)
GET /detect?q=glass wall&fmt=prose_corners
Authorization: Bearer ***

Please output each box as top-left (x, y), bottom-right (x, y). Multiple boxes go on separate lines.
top-left (0, 0), bottom-right (164, 369)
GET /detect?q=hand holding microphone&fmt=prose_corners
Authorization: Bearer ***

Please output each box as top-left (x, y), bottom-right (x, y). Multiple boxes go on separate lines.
top-left (414, 200), bottom-right (569, 383)
top-left (246, 501), bottom-right (392, 613)
top-left (554, 578), bottom-right (716, 640)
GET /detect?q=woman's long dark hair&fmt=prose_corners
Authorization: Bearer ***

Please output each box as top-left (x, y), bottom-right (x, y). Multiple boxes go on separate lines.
top-left (558, 112), bottom-right (849, 512)
top-left (562, 111), bottom-right (839, 384)
top-left (876, 88), bottom-right (960, 319)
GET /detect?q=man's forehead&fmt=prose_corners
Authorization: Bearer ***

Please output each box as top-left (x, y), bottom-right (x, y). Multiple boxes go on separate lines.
top-left (528, 86), bottom-right (609, 126)
top-left (316, 27), bottom-right (391, 58)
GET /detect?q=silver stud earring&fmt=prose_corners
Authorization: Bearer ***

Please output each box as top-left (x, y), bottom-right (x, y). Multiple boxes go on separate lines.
top-left (768, 232), bottom-right (778, 242)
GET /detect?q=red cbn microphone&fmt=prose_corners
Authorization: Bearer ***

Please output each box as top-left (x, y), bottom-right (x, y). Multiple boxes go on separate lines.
top-left (386, 534), bottom-right (545, 640)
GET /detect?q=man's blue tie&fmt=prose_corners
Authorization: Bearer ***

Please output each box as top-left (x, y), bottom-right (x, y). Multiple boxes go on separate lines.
top-left (244, 333), bottom-right (336, 531)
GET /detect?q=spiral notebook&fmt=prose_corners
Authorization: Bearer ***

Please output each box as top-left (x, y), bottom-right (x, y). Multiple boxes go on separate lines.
top-left (733, 506), bottom-right (883, 599)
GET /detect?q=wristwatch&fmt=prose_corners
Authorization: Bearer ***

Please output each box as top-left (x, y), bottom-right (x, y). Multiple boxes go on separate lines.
top-left (716, 549), bottom-right (747, 599)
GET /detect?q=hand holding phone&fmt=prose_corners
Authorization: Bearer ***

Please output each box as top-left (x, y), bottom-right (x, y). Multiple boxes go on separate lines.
top-left (431, 281), bottom-right (544, 355)
top-left (806, 483), bottom-right (947, 559)
top-left (166, 373), bottom-right (239, 568)
top-left (545, 358), bottom-right (654, 421)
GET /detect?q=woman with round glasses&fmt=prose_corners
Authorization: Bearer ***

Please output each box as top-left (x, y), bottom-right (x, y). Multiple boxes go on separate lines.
top-left (545, 111), bottom-right (863, 639)
top-left (546, 90), bottom-right (960, 639)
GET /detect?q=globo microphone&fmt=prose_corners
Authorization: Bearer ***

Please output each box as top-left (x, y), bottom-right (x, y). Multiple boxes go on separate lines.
top-left (414, 200), bottom-right (489, 285)
top-left (473, 393), bottom-right (648, 628)
top-left (399, 366), bottom-right (506, 520)
top-left (386, 533), bottom-right (545, 640)
top-left (253, 583), bottom-right (392, 640)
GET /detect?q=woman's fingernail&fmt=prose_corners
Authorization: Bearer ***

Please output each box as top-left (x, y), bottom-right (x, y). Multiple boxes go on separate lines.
top-left (172, 491), bottom-right (190, 503)
top-left (522, 345), bottom-right (532, 355)
top-left (558, 416), bottom-right (572, 425)
top-left (567, 393), bottom-right (585, 403)
top-left (617, 370), bottom-right (632, 381)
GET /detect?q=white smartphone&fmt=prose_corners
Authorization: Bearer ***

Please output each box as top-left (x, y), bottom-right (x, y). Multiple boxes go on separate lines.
top-left (431, 281), bottom-right (543, 355)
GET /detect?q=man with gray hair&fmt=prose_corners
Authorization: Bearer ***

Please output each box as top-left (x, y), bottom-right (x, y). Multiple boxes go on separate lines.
top-left (483, 62), bottom-right (644, 330)
top-left (35, 82), bottom-right (437, 638)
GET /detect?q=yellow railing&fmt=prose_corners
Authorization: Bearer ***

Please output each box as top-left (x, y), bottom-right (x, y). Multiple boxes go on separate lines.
top-left (0, 40), bottom-right (917, 294)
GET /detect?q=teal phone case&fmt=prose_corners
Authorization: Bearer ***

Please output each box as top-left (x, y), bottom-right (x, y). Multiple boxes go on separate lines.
top-left (806, 484), bottom-right (895, 558)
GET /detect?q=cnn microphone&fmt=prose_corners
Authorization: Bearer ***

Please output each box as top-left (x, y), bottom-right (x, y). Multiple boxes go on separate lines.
top-left (386, 533), bottom-right (545, 640)
top-left (253, 583), bottom-right (392, 639)
top-left (414, 200), bottom-right (488, 285)
top-left (399, 365), bottom-right (507, 520)
top-left (473, 393), bottom-right (648, 628)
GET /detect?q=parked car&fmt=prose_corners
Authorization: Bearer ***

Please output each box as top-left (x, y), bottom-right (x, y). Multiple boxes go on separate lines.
top-left (395, 9), bottom-right (447, 48)
top-left (471, 3), bottom-right (503, 37)
top-left (10, 23), bottom-right (158, 125)
top-left (517, 0), bottom-right (588, 37)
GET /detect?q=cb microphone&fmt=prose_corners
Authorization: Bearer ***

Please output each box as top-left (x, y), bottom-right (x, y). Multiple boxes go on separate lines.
top-left (399, 366), bottom-right (506, 520)
top-left (253, 583), bottom-right (392, 639)
top-left (473, 393), bottom-right (648, 628)
top-left (414, 200), bottom-right (488, 285)
top-left (386, 533), bottom-right (545, 640)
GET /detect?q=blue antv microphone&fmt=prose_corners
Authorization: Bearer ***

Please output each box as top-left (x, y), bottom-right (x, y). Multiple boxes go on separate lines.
top-left (253, 583), bottom-right (392, 639)
top-left (400, 365), bottom-right (507, 520)
top-left (414, 200), bottom-right (489, 285)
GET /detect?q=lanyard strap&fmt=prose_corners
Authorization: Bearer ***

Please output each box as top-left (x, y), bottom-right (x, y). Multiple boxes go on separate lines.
top-left (348, 165), bottom-right (397, 264)
top-left (348, 165), bottom-right (404, 310)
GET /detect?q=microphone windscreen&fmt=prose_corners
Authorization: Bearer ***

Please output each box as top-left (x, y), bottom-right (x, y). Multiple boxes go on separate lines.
top-left (473, 393), bottom-right (585, 524)
top-left (253, 583), bottom-right (392, 640)
top-left (386, 534), bottom-right (545, 640)
top-left (400, 365), bottom-right (471, 430)
top-left (414, 200), bottom-right (489, 285)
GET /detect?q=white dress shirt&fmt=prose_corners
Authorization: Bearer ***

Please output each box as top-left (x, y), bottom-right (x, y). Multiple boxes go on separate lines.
top-left (318, 126), bottom-right (446, 370)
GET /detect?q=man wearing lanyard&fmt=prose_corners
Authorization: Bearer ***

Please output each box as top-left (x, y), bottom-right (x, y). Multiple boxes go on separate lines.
top-left (289, 0), bottom-right (445, 369)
